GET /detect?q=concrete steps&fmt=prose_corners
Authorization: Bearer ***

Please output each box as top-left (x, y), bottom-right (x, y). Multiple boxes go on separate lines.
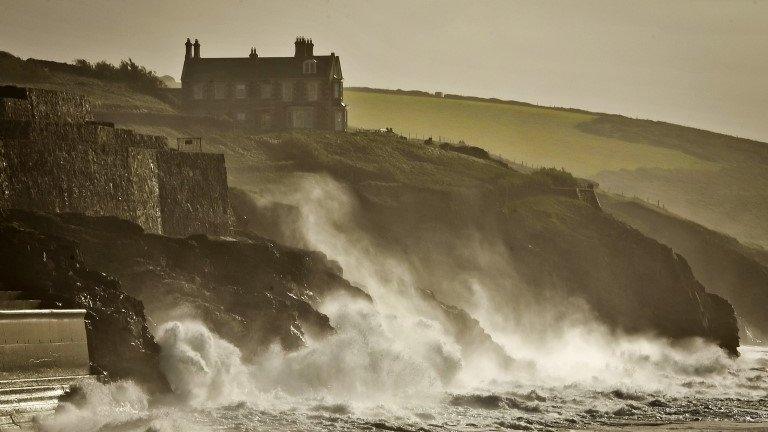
top-left (0, 283), bottom-right (92, 429)
top-left (0, 376), bottom-right (95, 430)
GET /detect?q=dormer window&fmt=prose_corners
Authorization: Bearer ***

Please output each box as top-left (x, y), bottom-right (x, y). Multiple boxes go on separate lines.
top-left (302, 59), bottom-right (317, 74)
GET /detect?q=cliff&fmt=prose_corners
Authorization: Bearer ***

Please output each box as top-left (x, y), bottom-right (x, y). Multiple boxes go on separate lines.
top-left (218, 131), bottom-right (739, 354)
top-left (0, 209), bottom-right (515, 377)
top-left (604, 196), bottom-right (768, 344)
top-left (0, 210), bottom-right (167, 391)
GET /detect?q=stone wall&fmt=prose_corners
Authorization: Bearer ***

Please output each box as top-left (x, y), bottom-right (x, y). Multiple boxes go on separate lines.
top-left (0, 136), bottom-right (156, 231)
top-left (0, 86), bottom-right (231, 237)
top-left (128, 147), bottom-right (163, 234)
top-left (157, 151), bottom-right (230, 237)
top-left (0, 86), bottom-right (92, 123)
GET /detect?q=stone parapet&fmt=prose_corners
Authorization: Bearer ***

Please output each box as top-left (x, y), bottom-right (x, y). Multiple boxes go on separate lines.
top-left (0, 86), bottom-right (92, 123)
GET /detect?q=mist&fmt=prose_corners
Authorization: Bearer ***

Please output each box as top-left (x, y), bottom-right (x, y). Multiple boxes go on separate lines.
top-left (38, 172), bottom-right (767, 431)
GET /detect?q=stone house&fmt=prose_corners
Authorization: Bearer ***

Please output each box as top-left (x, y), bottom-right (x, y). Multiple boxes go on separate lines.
top-left (180, 37), bottom-right (347, 132)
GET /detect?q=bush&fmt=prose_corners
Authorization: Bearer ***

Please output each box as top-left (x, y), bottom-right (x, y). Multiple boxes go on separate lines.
top-left (71, 58), bottom-right (166, 94)
top-left (0, 51), bottom-right (165, 96)
top-left (529, 167), bottom-right (578, 188)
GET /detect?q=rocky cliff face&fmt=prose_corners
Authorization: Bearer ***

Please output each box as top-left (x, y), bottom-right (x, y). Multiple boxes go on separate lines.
top-left (219, 132), bottom-right (740, 355)
top-left (0, 210), bottom-right (348, 358)
top-left (604, 197), bottom-right (768, 344)
top-left (497, 196), bottom-right (739, 354)
top-left (0, 209), bottom-right (167, 391)
top-left (0, 207), bottom-right (517, 381)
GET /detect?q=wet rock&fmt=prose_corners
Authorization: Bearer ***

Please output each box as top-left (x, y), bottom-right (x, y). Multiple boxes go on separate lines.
top-left (609, 389), bottom-right (646, 401)
top-left (0, 209), bottom-right (168, 391)
top-left (449, 394), bottom-right (541, 413)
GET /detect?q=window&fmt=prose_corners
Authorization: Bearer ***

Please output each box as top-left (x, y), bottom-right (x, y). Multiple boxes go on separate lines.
top-left (214, 82), bottom-right (227, 99)
top-left (290, 107), bottom-right (315, 129)
top-left (333, 81), bottom-right (342, 99)
top-left (260, 112), bottom-right (273, 130)
top-left (235, 112), bottom-right (246, 121)
top-left (282, 82), bottom-right (293, 101)
top-left (302, 59), bottom-right (317, 74)
top-left (235, 84), bottom-right (247, 99)
top-left (260, 83), bottom-right (272, 99)
top-left (193, 83), bottom-right (204, 100)
top-left (334, 110), bottom-right (346, 131)
top-left (306, 82), bottom-right (318, 101)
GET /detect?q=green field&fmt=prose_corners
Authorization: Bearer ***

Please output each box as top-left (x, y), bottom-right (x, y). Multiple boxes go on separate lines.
top-left (345, 90), bottom-right (713, 177)
top-left (345, 89), bottom-right (768, 248)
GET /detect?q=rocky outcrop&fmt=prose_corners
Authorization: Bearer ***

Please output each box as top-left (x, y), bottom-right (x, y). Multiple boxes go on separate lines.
top-left (0, 209), bottom-right (364, 360)
top-left (604, 198), bottom-right (768, 344)
top-left (0, 209), bottom-right (167, 391)
top-left (0, 207), bottom-right (519, 386)
top-left (498, 196), bottom-right (739, 354)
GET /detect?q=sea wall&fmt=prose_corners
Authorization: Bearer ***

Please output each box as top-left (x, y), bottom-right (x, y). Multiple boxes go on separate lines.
top-left (0, 85), bottom-right (230, 237)
top-left (0, 310), bottom-right (89, 378)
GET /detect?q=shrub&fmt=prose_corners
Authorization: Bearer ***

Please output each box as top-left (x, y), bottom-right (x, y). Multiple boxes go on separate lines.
top-left (71, 58), bottom-right (166, 94)
top-left (0, 51), bottom-right (165, 96)
top-left (529, 168), bottom-right (578, 188)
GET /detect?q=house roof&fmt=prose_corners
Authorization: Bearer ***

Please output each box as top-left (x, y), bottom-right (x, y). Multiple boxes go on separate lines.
top-left (181, 55), bottom-right (343, 82)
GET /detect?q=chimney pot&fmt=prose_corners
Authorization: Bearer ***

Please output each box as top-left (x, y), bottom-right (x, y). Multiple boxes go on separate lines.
top-left (193, 39), bottom-right (201, 59)
top-left (185, 38), bottom-right (193, 60)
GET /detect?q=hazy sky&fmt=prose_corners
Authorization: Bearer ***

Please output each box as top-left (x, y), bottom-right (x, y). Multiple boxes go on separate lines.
top-left (1, 0), bottom-right (767, 141)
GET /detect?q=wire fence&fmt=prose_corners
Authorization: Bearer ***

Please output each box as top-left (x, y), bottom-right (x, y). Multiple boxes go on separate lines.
top-left (349, 126), bottom-right (466, 145)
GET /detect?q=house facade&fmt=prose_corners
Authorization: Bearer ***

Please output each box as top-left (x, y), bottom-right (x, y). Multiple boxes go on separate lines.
top-left (181, 37), bottom-right (347, 132)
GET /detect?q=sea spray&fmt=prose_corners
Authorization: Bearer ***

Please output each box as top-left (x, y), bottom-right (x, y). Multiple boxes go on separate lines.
top-left (156, 321), bottom-right (251, 406)
top-left (38, 380), bottom-right (150, 432)
top-left (247, 173), bottom-right (517, 388)
top-left (155, 313), bottom-right (451, 406)
top-left (245, 173), bottom-right (756, 395)
top-left (251, 293), bottom-right (458, 403)
top-left (41, 172), bottom-right (768, 431)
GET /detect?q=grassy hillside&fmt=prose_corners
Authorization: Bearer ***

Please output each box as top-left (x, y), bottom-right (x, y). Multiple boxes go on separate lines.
top-left (345, 89), bottom-right (768, 248)
top-left (346, 90), bottom-right (711, 175)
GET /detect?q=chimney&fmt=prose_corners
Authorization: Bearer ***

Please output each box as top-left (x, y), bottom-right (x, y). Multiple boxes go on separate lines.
top-left (193, 39), bottom-right (201, 59)
top-left (306, 38), bottom-right (314, 57)
top-left (294, 37), bottom-right (305, 57)
top-left (185, 38), bottom-right (193, 60)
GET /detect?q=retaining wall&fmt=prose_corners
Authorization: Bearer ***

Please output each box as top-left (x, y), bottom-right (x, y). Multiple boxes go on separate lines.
top-left (0, 86), bottom-right (231, 237)
top-left (0, 310), bottom-right (89, 377)
top-left (0, 86), bottom-right (92, 123)
top-left (157, 151), bottom-right (230, 236)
